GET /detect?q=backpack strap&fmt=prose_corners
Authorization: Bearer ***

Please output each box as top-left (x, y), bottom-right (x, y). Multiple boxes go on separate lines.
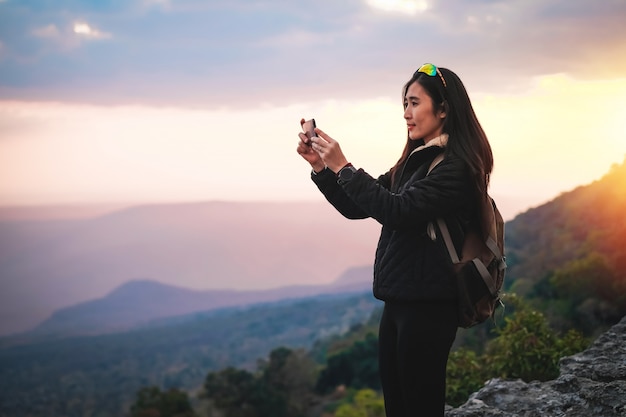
top-left (436, 217), bottom-right (499, 297)
top-left (436, 218), bottom-right (460, 264)
top-left (427, 154), bottom-right (500, 297)
top-left (486, 236), bottom-right (502, 259)
top-left (471, 258), bottom-right (498, 297)
top-left (427, 153), bottom-right (445, 175)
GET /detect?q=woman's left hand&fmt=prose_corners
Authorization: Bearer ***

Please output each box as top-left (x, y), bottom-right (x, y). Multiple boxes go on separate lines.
top-left (310, 128), bottom-right (349, 173)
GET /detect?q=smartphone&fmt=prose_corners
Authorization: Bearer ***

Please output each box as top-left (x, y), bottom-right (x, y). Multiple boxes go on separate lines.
top-left (301, 118), bottom-right (317, 142)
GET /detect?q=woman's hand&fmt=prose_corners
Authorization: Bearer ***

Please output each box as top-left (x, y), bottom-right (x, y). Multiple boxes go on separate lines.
top-left (310, 127), bottom-right (349, 173)
top-left (297, 130), bottom-right (325, 173)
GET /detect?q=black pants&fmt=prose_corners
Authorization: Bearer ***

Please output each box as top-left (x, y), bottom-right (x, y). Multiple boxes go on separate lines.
top-left (378, 300), bottom-right (458, 417)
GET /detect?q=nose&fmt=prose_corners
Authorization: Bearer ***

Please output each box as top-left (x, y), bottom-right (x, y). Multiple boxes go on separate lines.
top-left (404, 106), bottom-right (410, 119)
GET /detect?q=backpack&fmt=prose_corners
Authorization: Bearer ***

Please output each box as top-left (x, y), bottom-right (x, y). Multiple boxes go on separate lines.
top-left (427, 154), bottom-right (506, 328)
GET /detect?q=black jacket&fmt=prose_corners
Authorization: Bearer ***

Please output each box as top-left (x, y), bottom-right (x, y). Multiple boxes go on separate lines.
top-left (312, 143), bottom-right (477, 302)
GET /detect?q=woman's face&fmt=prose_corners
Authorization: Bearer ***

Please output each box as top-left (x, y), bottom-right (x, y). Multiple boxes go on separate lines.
top-left (403, 81), bottom-right (446, 143)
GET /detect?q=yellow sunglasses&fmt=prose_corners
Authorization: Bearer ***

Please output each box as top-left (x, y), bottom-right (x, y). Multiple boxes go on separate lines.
top-left (415, 63), bottom-right (447, 88)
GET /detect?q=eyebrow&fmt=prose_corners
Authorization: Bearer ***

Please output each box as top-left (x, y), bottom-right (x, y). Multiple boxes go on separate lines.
top-left (404, 96), bottom-right (420, 101)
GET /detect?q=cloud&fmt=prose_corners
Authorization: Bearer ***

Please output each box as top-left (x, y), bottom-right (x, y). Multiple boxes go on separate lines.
top-left (366, 0), bottom-right (429, 15)
top-left (73, 22), bottom-right (112, 40)
top-left (29, 21), bottom-right (111, 52)
top-left (0, 0), bottom-right (625, 107)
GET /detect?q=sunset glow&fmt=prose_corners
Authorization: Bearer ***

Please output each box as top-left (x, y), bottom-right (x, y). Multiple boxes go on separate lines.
top-left (1, 0), bottom-right (625, 222)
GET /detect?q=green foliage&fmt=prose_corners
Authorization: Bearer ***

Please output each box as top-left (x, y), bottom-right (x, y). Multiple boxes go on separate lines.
top-left (445, 348), bottom-right (486, 407)
top-left (333, 389), bottom-right (385, 417)
top-left (446, 294), bottom-right (590, 406)
top-left (258, 347), bottom-right (317, 417)
top-left (551, 252), bottom-right (615, 303)
top-left (203, 367), bottom-right (269, 417)
top-left (315, 332), bottom-right (379, 394)
top-left (202, 347), bottom-right (316, 417)
top-left (309, 307), bottom-right (381, 364)
top-left (485, 296), bottom-right (589, 382)
top-left (487, 309), bottom-right (559, 381)
top-left (130, 386), bottom-right (194, 417)
top-left (548, 252), bottom-right (624, 334)
top-left (557, 329), bottom-right (590, 357)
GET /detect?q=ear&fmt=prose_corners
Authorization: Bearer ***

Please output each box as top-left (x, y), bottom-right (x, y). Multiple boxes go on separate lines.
top-left (438, 101), bottom-right (448, 119)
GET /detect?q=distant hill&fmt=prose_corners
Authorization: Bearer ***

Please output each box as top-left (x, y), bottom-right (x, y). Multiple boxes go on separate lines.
top-left (0, 201), bottom-right (380, 335)
top-left (28, 269), bottom-right (373, 337)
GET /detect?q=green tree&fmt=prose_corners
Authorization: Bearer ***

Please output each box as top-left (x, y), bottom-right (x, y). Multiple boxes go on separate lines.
top-left (202, 367), bottom-right (268, 417)
top-left (202, 347), bottom-right (317, 417)
top-left (485, 296), bottom-right (589, 382)
top-left (534, 251), bottom-right (626, 335)
top-left (316, 332), bottom-right (379, 394)
top-left (550, 253), bottom-right (615, 303)
top-left (258, 347), bottom-right (317, 417)
top-left (130, 386), bottom-right (194, 417)
top-left (334, 389), bottom-right (385, 417)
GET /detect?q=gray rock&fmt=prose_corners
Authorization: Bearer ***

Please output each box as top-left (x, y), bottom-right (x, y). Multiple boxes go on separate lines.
top-left (446, 316), bottom-right (626, 417)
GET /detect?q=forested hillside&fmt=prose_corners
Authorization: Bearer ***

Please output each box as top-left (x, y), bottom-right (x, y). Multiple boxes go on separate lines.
top-left (505, 157), bottom-right (626, 335)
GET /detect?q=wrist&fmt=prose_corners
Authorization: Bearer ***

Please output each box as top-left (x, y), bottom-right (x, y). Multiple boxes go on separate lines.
top-left (335, 162), bottom-right (353, 176)
top-left (311, 162), bottom-right (326, 174)
top-left (330, 160), bottom-right (351, 174)
top-left (337, 163), bottom-right (358, 185)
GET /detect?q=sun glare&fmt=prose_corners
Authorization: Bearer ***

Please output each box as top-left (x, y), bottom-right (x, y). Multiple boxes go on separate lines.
top-left (366, 0), bottom-right (428, 15)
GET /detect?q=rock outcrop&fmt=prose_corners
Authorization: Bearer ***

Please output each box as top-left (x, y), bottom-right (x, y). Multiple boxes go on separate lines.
top-left (446, 316), bottom-right (626, 417)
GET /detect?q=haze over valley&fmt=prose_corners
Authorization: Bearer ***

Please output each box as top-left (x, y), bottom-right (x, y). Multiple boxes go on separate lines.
top-left (0, 201), bottom-right (380, 336)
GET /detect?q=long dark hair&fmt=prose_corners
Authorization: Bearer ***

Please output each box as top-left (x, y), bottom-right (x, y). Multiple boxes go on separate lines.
top-left (390, 67), bottom-right (493, 198)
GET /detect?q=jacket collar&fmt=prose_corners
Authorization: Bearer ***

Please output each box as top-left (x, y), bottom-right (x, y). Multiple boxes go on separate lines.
top-left (409, 133), bottom-right (448, 157)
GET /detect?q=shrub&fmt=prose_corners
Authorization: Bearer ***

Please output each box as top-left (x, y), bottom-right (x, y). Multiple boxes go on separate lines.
top-left (485, 296), bottom-right (589, 382)
top-left (446, 348), bottom-right (486, 407)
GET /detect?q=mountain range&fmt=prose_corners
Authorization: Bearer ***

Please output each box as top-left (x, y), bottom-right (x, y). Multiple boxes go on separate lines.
top-left (2, 156), bottom-right (625, 338)
top-left (0, 201), bottom-right (380, 336)
top-left (27, 267), bottom-right (373, 338)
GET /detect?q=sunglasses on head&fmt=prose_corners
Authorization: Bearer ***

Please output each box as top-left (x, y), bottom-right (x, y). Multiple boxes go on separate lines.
top-left (415, 63), bottom-right (447, 88)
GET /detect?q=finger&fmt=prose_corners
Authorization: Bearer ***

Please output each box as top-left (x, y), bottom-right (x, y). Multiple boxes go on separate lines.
top-left (310, 137), bottom-right (323, 151)
top-left (300, 118), bottom-right (305, 127)
top-left (314, 128), bottom-right (332, 143)
top-left (298, 132), bottom-right (311, 144)
top-left (297, 142), bottom-right (312, 155)
top-left (298, 143), bottom-right (309, 153)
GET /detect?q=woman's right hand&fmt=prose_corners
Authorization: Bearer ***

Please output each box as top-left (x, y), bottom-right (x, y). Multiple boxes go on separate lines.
top-left (297, 130), bottom-right (325, 173)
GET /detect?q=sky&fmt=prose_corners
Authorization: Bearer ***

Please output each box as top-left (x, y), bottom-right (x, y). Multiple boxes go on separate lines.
top-left (1, 0), bottom-right (626, 221)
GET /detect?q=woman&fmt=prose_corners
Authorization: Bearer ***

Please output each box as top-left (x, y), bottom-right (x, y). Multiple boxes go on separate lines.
top-left (296, 63), bottom-right (493, 416)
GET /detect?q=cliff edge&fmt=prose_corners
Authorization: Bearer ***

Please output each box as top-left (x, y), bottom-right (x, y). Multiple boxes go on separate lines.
top-left (447, 316), bottom-right (626, 416)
